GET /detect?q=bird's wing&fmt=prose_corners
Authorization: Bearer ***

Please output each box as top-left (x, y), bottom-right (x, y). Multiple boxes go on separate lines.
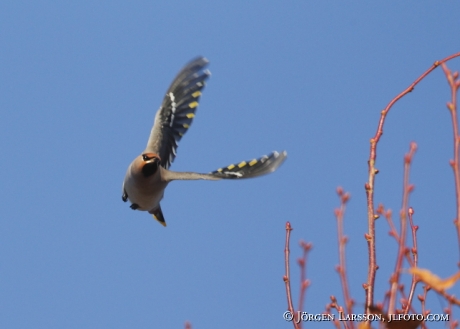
top-left (163, 151), bottom-right (287, 181)
top-left (210, 151), bottom-right (287, 179)
top-left (145, 57), bottom-right (210, 169)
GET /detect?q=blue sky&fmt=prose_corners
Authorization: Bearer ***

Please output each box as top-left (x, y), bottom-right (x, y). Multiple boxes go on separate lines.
top-left (1, 1), bottom-right (460, 328)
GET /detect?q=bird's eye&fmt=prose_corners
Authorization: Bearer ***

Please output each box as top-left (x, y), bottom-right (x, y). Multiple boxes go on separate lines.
top-left (142, 154), bottom-right (150, 161)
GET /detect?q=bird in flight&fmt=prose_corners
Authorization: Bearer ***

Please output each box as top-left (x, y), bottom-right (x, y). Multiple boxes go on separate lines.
top-left (122, 57), bottom-right (287, 226)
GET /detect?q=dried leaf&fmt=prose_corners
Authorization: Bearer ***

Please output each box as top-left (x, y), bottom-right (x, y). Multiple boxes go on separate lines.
top-left (408, 267), bottom-right (460, 291)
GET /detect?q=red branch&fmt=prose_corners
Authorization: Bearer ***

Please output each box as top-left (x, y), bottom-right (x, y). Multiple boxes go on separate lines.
top-left (365, 52), bottom-right (460, 312)
top-left (334, 187), bottom-right (354, 328)
top-left (297, 241), bottom-right (312, 317)
top-left (444, 299), bottom-right (459, 329)
top-left (284, 222), bottom-right (301, 329)
top-left (439, 290), bottom-right (460, 307)
top-left (441, 63), bottom-right (460, 266)
top-left (283, 222), bottom-right (313, 329)
top-left (326, 296), bottom-right (349, 329)
top-left (388, 142), bottom-right (417, 313)
top-left (404, 206), bottom-right (419, 313)
top-left (418, 286), bottom-right (430, 329)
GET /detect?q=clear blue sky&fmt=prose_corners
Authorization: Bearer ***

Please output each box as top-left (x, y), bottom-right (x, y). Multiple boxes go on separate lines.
top-left (1, 1), bottom-right (460, 328)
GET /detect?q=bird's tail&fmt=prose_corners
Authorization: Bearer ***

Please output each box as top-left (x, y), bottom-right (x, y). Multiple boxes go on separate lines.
top-left (149, 206), bottom-right (167, 227)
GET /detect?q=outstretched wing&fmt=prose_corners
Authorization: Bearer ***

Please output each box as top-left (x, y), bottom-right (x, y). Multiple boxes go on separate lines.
top-left (145, 57), bottom-right (210, 169)
top-left (210, 151), bottom-right (287, 179)
top-left (162, 151), bottom-right (288, 182)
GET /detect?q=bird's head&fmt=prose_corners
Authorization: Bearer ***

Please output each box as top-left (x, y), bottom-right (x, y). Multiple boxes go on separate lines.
top-left (133, 153), bottom-right (161, 177)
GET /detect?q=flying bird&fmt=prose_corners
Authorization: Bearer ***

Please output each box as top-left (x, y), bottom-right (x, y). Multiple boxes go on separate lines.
top-left (122, 57), bottom-right (287, 226)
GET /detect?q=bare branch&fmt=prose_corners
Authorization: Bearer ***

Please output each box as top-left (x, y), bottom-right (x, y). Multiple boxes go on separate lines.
top-left (405, 206), bottom-right (420, 313)
top-left (297, 240), bottom-right (312, 317)
top-left (388, 142), bottom-right (417, 313)
top-left (283, 222), bottom-right (301, 329)
top-left (334, 187), bottom-right (354, 328)
top-left (441, 63), bottom-right (460, 266)
top-left (365, 52), bottom-right (460, 312)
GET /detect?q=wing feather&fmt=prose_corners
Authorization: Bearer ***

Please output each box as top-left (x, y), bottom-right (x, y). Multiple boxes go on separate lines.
top-left (209, 151), bottom-right (287, 179)
top-left (145, 57), bottom-right (210, 169)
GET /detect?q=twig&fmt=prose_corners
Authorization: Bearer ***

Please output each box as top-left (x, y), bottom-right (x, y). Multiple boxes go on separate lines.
top-left (381, 204), bottom-right (416, 269)
top-left (380, 206), bottom-right (400, 244)
top-left (405, 206), bottom-right (419, 314)
top-left (441, 63), bottom-right (460, 266)
top-left (438, 289), bottom-right (460, 306)
top-left (444, 300), bottom-right (459, 329)
top-left (297, 240), bottom-right (312, 316)
top-left (326, 296), bottom-right (348, 329)
top-left (283, 222), bottom-right (301, 329)
top-left (418, 285), bottom-right (430, 329)
top-left (364, 51), bottom-right (460, 312)
top-left (388, 142), bottom-right (417, 313)
top-left (334, 187), bottom-right (354, 328)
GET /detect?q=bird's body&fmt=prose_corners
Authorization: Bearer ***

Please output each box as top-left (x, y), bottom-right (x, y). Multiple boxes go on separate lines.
top-left (123, 154), bottom-right (168, 211)
top-left (122, 57), bottom-right (287, 226)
